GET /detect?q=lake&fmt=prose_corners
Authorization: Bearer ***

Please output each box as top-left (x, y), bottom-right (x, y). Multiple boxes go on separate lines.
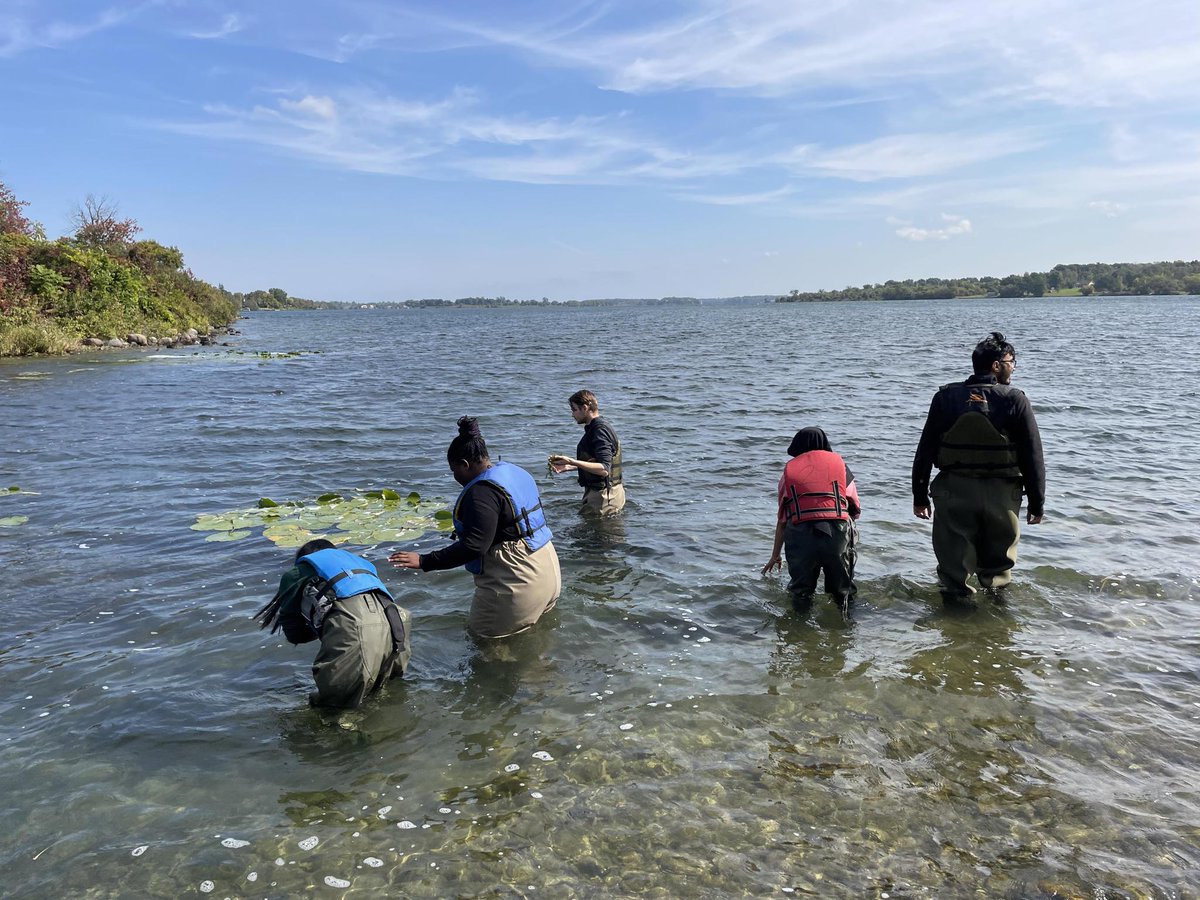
top-left (2, 298), bottom-right (1198, 897)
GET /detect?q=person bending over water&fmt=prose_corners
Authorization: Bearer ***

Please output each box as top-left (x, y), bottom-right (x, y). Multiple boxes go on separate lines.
top-left (391, 417), bottom-right (562, 638)
top-left (254, 538), bottom-right (412, 708)
top-left (762, 427), bottom-right (861, 618)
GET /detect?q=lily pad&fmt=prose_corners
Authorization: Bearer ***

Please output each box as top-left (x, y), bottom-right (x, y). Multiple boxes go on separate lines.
top-left (205, 529), bottom-right (252, 542)
top-left (0, 515), bottom-right (29, 527)
top-left (192, 487), bottom-right (449, 549)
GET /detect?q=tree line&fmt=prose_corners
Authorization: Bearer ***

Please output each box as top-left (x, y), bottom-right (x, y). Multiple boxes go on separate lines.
top-left (777, 260), bottom-right (1200, 303)
top-left (0, 180), bottom-right (238, 356)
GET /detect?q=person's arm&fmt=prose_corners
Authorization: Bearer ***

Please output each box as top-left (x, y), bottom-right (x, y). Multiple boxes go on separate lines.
top-left (761, 517), bottom-right (786, 574)
top-left (912, 394), bottom-right (943, 518)
top-left (1013, 392), bottom-right (1046, 522)
top-left (550, 455), bottom-right (609, 476)
top-left (553, 422), bottom-right (614, 477)
top-left (558, 457), bottom-right (609, 476)
top-left (844, 465), bottom-right (862, 520)
top-left (420, 485), bottom-right (503, 571)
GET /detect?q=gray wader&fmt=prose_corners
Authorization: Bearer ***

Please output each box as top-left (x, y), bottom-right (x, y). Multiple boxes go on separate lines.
top-left (470, 539), bottom-right (562, 638)
top-left (582, 482), bottom-right (626, 516)
top-left (930, 471), bottom-right (1022, 603)
top-left (311, 591), bottom-right (411, 708)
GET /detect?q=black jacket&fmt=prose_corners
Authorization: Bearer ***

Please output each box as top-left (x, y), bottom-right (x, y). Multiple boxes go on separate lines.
top-left (912, 374), bottom-right (1045, 516)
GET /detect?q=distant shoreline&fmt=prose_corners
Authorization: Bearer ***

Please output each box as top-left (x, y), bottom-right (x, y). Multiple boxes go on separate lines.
top-left (245, 290), bottom-right (1199, 312)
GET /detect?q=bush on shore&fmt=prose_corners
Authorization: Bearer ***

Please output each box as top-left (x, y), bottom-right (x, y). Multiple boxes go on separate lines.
top-left (1, 184), bottom-right (238, 357)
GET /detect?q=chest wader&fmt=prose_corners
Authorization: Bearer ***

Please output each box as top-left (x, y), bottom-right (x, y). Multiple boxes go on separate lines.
top-left (932, 410), bottom-right (1023, 603)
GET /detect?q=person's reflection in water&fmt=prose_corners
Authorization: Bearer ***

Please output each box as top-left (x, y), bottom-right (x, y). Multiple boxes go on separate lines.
top-left (895, 602), bottom-right (1053, 870)
top-left (908, 600), bottom-right (1035, 700)
top-left (767, 605), bottom-right (856, 684)
top-left (458, 617), bottom-right (560, 707)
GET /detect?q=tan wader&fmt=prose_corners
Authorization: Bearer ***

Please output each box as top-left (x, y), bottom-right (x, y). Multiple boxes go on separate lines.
top-left (930, 472), bottom-right (1022, 603)
top-left (311, 592), bottom-right (411, 708)
top-left (582, 483), bottom-right (626, 516)
top-left (469, 539), bottom-right (562, 638)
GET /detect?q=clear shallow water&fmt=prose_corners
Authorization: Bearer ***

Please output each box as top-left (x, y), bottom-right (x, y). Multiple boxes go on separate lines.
top-left (2, 299), bottom-right (1199, 898)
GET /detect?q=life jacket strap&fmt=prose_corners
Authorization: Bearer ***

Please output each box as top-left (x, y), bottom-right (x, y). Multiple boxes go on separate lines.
top-left (313, 567), bottom-right (374, 597)
top-left (517, 500), bottom-right (545, 539)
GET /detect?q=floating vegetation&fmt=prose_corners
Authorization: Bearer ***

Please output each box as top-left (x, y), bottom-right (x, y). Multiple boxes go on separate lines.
top-left (147, 348), bottom-right (321, 366)
top-left (190, 488), bottom-right (453, 548)
top-left (3, 486), bottom-right (38, 495)
top-left (0, 516), bottom-right (29, 527)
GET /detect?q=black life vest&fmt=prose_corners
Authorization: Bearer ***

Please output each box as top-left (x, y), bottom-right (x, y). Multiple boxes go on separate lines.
top-left (935, 385), bottom-right (1021, 478)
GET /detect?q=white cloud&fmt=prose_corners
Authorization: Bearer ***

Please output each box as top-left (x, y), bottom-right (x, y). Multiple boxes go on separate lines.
top-left (279, 95), bottom-right (337, 121)
top-left (1088, 201), bottom-right (1128, 217)
top-left (431, 0), bottom-right (1200, 114)
top-left (785, 131), bottom-right (1043, 182)
top-left (893, 214), bottom-right (972, 242)
top-left (0, 3), bottom-right (148, 57)
top-left (188, 13), bottom-right (245, 41)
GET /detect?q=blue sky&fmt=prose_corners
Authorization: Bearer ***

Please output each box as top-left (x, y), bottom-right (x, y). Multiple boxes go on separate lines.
top-left (2, 1), bottom-right (1197, 301)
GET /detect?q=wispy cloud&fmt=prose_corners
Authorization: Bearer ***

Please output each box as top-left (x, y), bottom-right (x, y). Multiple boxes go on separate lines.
top-left (570, 1), bottom-right (1198, 112)
top-left (187, 13), bottom-right (245, 41)
top-left (783, 131), bottom-right (1044, 182)
top-left (162, 87), bottom-right (654, 183)
top-left (0, 2), bottom-right (152, 57)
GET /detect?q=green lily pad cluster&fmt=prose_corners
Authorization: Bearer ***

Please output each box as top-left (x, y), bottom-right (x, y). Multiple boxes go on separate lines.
top-left (191, 488), bottom-right (453, 548)
top-left (0, 515), bottom-right (29, 527)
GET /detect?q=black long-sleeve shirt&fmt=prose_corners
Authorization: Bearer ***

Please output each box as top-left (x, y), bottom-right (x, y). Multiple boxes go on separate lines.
top-left (577, 417), bottom-right (619, 489)
top-left (418, 482), bottom-right (523, 571)
top-left (912, 374), bottom-right (1045, 516)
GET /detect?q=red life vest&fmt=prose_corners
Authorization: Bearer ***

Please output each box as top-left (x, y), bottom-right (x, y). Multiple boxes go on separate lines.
top-left (778, 450), bottom-right (852, 525)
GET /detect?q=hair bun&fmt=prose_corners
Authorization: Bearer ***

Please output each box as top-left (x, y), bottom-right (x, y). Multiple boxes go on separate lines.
top-left (456, 416), bottom-right (482, 438)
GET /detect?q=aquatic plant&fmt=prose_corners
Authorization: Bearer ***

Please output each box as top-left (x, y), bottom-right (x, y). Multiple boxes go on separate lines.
top-left (190, 488), bottom-right (453, 548)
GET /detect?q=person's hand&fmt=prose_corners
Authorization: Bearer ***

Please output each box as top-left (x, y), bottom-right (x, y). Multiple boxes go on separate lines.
top-left (761, 555), bottom-right (782, 575)
top-left (389, 551), bottom-right (422, 569)
top-left (1027, 513), bottom-right (1044, 525)
top-left (913, 504), bottom-right (931, 520)
top-left (548, 454), bottom-right (577, 474)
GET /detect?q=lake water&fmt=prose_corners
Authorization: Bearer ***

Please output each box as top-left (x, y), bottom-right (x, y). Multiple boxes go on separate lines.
top-left (2, 299), bottom-right (1198, 898)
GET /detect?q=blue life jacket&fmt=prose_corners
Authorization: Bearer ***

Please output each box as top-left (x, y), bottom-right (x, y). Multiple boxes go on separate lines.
top-left (452, 461), bottom-right (552, 574)
top-left (299, 547), bottom-right (393, 601)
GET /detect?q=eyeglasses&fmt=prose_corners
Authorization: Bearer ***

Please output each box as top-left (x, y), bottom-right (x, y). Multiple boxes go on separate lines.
top-left (999, 357), bottom-right (1016, 367)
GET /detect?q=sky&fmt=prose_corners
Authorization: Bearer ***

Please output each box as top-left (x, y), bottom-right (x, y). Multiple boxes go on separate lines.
top-left (1, 0), bottom-right (1198, 302)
